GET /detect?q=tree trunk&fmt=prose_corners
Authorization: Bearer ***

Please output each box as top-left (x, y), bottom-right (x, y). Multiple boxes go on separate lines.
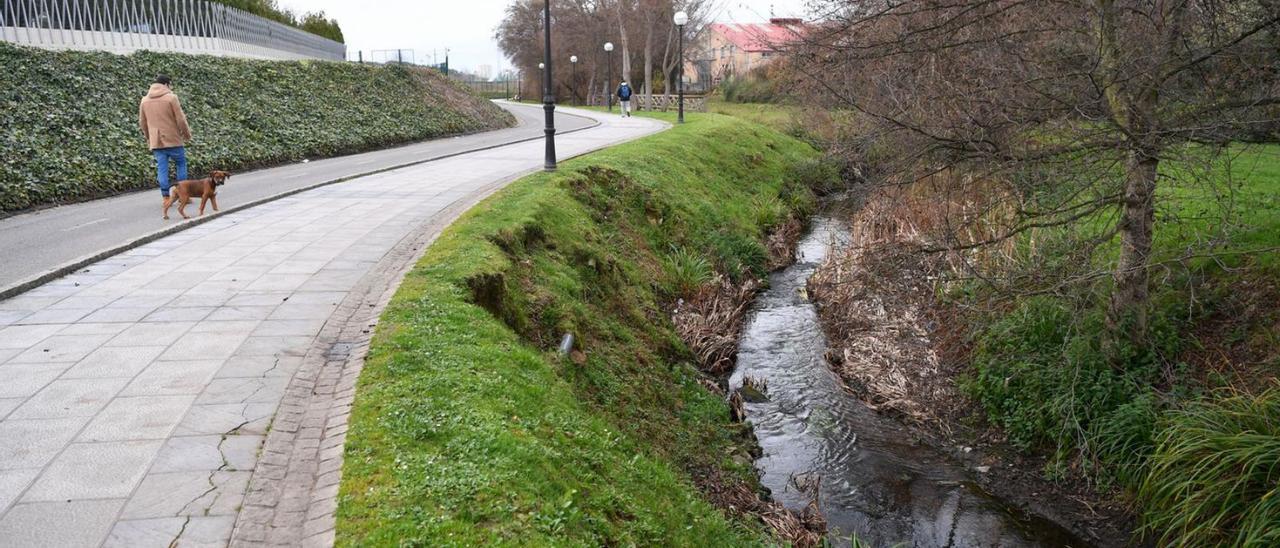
top-left (643, 14), bottom-right (654, 104)
top-left (614, 0), bottom-right (633, 85)
top-left (1105, 150), bottom-right (1159, 348)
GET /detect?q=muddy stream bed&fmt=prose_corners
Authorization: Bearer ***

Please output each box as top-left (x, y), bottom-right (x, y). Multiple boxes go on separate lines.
top-left (729, 215), bottom-right (1086, 547)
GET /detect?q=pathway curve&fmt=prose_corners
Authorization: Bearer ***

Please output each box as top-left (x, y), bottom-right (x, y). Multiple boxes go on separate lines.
top-left (0, 103), bottom-right (594, 295)
top-left (0, 104), bottom-right (666, 548)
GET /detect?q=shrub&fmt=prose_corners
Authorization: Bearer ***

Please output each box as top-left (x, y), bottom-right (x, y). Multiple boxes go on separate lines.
top-left (0, 43), bottom-right (513, 212)
top-left (722, 76), bottom-right (779, 104)
top-left (962, 296), bottom-right (1181, 478)
top-left (1139, 385), bottom-right (1280, 547)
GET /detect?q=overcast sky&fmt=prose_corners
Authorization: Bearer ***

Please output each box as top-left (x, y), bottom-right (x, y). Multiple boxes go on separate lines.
top-left (280, 0), bottom-right (809, 74)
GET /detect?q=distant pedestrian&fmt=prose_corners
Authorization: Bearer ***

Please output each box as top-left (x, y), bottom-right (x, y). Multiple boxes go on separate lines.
top-left (139, 74), bottom-right (193, 219)
top-left (616, 81), bottom-right (633, 117)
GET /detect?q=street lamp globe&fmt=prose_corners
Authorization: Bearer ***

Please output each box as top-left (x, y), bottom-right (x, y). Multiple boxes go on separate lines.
top-left (673, 11), bottom-right (688, 26)
top-left (570, 55), bottom-right (578, 63)
top-left (604, 42), bottom-right (614, 52)
top-left (538, 62), bottom-right (545, 69)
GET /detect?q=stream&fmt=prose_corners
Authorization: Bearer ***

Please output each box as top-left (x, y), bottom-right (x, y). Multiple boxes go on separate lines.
top-left (728, 216), bottom-right (1085, 547)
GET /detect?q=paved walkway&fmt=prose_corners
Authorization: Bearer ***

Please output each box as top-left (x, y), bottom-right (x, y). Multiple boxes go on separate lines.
top-left (0, 104), bottom-right (666, 547)
top-left (0, 103), bottom-right (594, 294)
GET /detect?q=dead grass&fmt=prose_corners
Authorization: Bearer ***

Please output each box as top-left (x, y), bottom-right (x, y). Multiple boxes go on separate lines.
top-left (694, 467), bottom-right (827, 548)
top-left (673, 275), bottom-right (761, 375)
top-left (808, 171), bottom-right (1022, 424)
top-left (766, 216), bottom-right (804, 270)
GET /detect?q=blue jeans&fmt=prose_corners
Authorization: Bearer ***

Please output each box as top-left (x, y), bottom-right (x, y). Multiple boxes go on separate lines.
top-left (153, 146), bottom-right (188, 197)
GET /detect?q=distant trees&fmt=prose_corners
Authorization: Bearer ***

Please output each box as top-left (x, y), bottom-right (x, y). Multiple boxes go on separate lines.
top-left (789, 0), bottom-right (1280, 354)
top-left (211, 0), bottom-right (344, 43)
top-left (496, 0), bottom-right (715, 103)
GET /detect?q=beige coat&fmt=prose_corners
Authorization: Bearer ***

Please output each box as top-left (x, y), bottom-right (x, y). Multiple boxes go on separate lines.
top-left (138, 83), bottom-right (192, 150)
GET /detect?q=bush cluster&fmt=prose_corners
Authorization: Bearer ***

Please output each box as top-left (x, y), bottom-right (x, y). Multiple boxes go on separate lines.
top-left (961, 296), bottom-right (1185, 485)
top-left (0, 43), bottom-right (513, 212)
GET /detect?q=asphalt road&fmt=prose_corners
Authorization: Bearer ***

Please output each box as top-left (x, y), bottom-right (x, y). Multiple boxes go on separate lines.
top-left (0, 102), bottom-right (592, 292)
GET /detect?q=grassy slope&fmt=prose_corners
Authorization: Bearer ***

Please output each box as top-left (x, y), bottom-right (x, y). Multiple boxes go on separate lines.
top-left (337, 112), bottom-right (821, 545)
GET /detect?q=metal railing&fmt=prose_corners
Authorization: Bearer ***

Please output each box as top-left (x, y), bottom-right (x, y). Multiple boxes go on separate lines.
top-left (0, 0), bottom-right (345, 60)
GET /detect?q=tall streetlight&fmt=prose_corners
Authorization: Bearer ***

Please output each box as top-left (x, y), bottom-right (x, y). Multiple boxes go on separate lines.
top-left (542, 1), bottom-right (556, 171)
top-left (674, 10), bottom-right (688, 124)
top-left (604, 42), bottom-right (614, 113)
top-left (570, 55), bottom-right (578, 105)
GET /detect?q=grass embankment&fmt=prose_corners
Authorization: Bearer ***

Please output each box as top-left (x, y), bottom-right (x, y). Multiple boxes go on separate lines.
top-left (0, 43), bottom-right (513, 212)
top-left (959, 144), bottom-right (1280, 543)
top-left (337, 113), bottom-right (824, 545)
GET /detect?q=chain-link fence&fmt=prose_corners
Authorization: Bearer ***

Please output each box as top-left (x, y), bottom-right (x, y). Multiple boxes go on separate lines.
top-left (0, 0), bottom-right (345, 60)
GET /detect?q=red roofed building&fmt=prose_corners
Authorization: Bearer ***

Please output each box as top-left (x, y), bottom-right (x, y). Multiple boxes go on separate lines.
top-left (689, 18), bottom-right (804, 89)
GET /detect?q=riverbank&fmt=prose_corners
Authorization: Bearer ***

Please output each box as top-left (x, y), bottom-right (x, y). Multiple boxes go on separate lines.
top-left (336, 112), bottom-right (835, 544)
top-left (806, 144), bottom-right (1280, 546)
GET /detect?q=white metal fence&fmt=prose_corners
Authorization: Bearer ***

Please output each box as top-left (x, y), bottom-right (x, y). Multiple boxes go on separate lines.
top-left (0, 0), bottom-right (345, 60)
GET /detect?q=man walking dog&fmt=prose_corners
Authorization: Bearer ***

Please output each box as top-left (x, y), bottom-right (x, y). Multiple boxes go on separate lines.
top-left (139, 74), bottom-right (193, 218)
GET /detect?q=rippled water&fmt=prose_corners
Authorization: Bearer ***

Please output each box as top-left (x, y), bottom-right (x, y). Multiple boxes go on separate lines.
top-left (729, 217), bottom-right (1083, 547)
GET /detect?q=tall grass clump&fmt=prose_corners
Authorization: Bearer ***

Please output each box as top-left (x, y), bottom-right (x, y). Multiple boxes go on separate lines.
top-left (664, 245), bottom-right (714, 296)
top-left (1138, 384), bottom-right (1280, 547)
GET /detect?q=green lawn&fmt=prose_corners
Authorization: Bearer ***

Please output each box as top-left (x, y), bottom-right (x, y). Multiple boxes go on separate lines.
top-left (336, 112), bottom-right (824, 545)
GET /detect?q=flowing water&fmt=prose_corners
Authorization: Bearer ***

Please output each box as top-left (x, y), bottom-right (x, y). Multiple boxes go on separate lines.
top-left (729, 216), bottom-right (1084, 547)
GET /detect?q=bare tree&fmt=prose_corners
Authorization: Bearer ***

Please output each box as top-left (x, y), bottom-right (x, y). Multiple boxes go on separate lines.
top-left (789, 0), bottom-right (1279, 354)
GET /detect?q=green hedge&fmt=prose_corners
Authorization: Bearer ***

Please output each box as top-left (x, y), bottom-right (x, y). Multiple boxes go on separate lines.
top-left (0, 43), bottom-right (514, 212)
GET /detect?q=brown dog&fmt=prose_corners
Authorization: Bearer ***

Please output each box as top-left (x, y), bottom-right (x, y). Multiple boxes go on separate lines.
top-left (164, 170), bottom-right (230, 220)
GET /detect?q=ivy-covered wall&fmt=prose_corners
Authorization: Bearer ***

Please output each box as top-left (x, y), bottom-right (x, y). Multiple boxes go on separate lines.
top-left (0, 43), bottom-right (515, 212)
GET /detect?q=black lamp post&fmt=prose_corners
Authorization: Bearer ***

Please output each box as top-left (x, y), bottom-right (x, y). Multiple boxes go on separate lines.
top-left (570, 55), bottom-right (578, 104)
top-left (542, 1), bottom-right (557, 171)
top-left (674, 10), bottom-right (688, 124)
top-left (604, 41), bottom-right (614, 113)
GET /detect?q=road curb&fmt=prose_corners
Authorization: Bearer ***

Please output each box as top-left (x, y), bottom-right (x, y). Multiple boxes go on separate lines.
top-left (0, 106), bottom-right (601, 302)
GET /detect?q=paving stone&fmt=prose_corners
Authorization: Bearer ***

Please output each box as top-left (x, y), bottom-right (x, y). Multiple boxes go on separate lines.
top-left (174, 403), bottom-right (277, 436)
top-left (0, 417), bottom-right (90, 471)
top-left (0, 362), bottom-right (72, 398)
top-left (62, 345), bottom-right (167, 379)
top-left (0, 499), bottom-right (125, 548)
top-left (104, 515), bottom-right (236, 548)
top-left (121, 470), bottom-right (251, 519)
top-left (0, 347), bottom-right (22, 364)
top-left (0, 468), bottom-right (41, 512)
top-left (55, 322), bottom-right (132, 336)
top-left (141, 307), bottom-right (217, 323)
top-left (150, 434), bottom-right (264, 473)
top-left (234, 336), bottom-right (315, 357)
top-left (0, 397), bottom-right (24, 419)
top-left (78, 395), bottom-right (196, 442)
top-left (120, 360), bottom-right (225, 396)
top-left (0, 324), bottom-right (71, 349)
top-left (215, 355), bottom-right (303, 378)
top-left (161, 333), bottom-right (251, 361)
top-left (224, 292), bottom-right (292, 307)
top-left (267, 302), bottom-right (341, 321)
top-left (205, 305), bottom-right (278, 321)
top-left (244, 274), bottom-right (311, 292)
top-left (196, 377), bottom-right (290, 405)
top-left (0, 296), bottom-right (62, 312)
top-left (188, 320), bottom-right (261, 335)
top-left (268, 261), bottom-right (328, 275)
top-left (22, 440), bottom-right (163, 501)
top-left (8, 378), bottom-right (129, 419)
top-left (82, 306), bottom-right (160, 323)
top-left (104, 321), bottom-right (197, 347)
top-left (16, 308), bottom-right (94, 325)
top-left (5, 333), bottom-right (115, 364)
